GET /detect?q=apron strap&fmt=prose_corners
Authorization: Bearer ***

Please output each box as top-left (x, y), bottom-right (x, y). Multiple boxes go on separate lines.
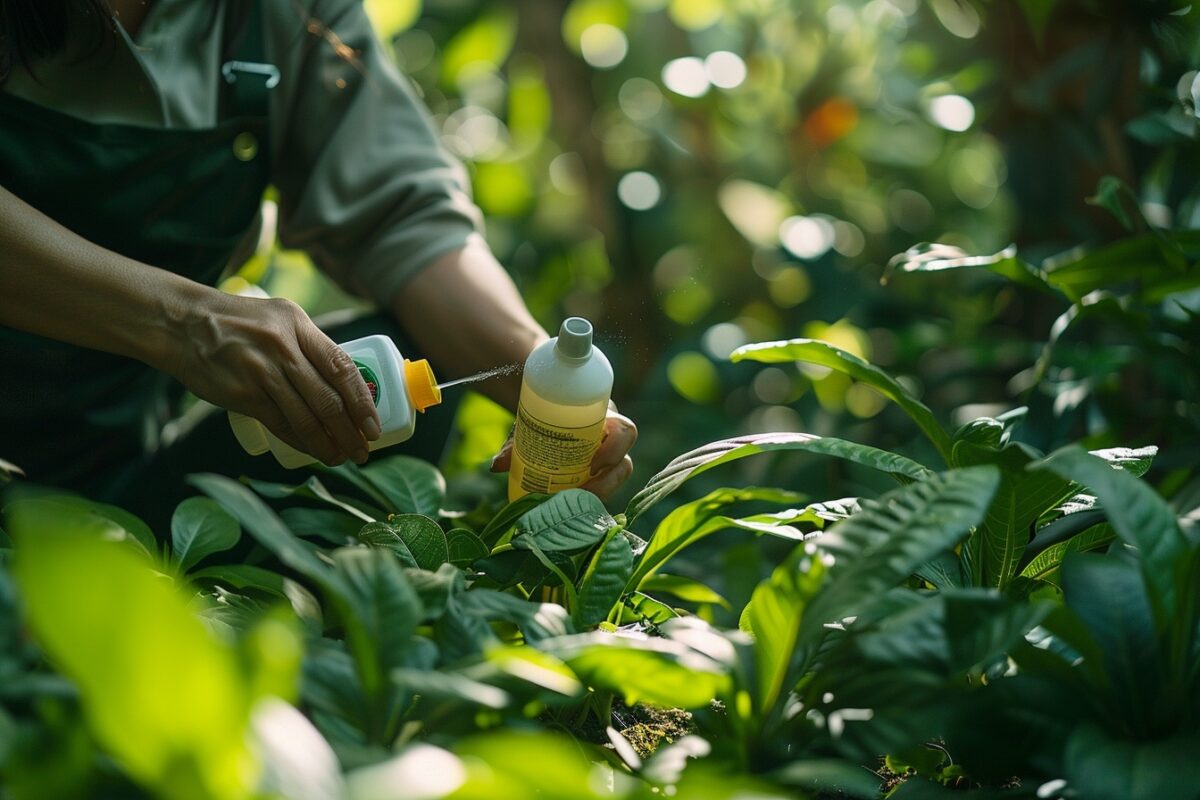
top-left (219, 0), bottom-right (273, 121)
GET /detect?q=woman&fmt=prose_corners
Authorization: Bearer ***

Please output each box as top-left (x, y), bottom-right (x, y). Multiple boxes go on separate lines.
top-left (0, 0), bottom-right (636, 525)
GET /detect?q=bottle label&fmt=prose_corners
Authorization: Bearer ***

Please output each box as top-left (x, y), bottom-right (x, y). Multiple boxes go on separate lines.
top-left (514, 403), bottom-right (605, 495)
top-left (355, 361), bottom-right (380, 406)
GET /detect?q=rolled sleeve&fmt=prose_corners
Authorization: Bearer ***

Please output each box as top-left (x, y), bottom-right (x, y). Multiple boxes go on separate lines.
top-left (268, 0), bottom-right (483, 308)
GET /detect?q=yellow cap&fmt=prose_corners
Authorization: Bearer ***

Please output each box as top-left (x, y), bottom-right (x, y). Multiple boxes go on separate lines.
top-left (403, 358), bottom-right (442, 413)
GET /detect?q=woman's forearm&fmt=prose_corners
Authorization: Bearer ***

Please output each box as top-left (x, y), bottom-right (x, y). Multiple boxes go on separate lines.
top-left (0, 184), bottom-right (202, 372)
top-left (390, 238), bottom-right (549, 411)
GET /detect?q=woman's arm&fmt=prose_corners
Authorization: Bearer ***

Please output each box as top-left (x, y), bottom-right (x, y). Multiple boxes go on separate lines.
top-left (0, 185), bottom-right (379, 466)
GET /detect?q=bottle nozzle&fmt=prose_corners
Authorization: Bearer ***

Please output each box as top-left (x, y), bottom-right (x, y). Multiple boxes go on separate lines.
top-left (403, 358), bottom-right (442, 412)
top-left (555, 317), bottom-right (593, 360)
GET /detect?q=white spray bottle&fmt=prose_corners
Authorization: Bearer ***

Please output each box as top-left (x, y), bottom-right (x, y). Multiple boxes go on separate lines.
top-left (228, 334), bottom-right (442, 468)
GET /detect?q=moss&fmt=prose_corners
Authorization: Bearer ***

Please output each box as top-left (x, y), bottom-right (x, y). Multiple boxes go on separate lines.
top-left (612, 703), bottom-right (695, 759)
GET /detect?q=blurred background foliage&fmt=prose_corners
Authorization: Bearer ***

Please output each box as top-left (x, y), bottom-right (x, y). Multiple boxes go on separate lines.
top-left (234, 0), bottom-right (1200, 532)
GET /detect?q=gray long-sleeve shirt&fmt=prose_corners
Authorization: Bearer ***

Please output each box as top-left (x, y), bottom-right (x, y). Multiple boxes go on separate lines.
top-left (2, 0), bottom-right (483, 308)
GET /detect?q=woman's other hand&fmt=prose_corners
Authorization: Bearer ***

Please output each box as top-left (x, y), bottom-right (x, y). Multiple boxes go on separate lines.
top-left (490, 408), bottom-right (638, 503)
top-left (167, 292), bottom-right (381, 466)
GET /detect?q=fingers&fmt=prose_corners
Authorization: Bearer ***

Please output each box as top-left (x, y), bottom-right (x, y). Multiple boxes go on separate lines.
top-left (300, 326), bottom-right (381, 444)
top-left (581, 456), bottom-right (634, 502)
top-left (282, 355), bottom-right (370, 465)
top-left (490, 437), bottom-right (513, 473)
top-left (263, 368), bottom-right (346, 466)
top-left (590, 414), bottom-right (637, 476)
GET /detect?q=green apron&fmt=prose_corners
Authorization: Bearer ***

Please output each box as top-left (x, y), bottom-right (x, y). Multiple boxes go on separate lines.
top-left (0, 1), bottom-right (273, 501)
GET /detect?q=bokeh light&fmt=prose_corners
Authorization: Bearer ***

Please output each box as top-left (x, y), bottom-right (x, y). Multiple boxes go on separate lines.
top-left (704, 51), bottom-right (747, 90)
top-left (927, 94), bottom-right (975, 132)
top-left (779, 216), bottom-right (835, 260)
top-left (617, 171), bottom-right (663, 210)
top-left (662, 57), bottom-right (710, 98)
top-left (580, 24), bottom-right (629, 69)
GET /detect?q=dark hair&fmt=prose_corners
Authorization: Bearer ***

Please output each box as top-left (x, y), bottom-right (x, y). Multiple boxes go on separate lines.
top-left (0, 0), bottom-right (116, 82)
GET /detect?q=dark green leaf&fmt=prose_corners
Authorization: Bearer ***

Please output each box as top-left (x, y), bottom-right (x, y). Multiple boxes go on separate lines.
top-left (513, 489), bottom-right (615, 552)
top-left (189, 474), bottom-right (336, 588)
top-left (883, 241), bottom-right (1055, 294)
top-left (171, 497), bottom-right (241, 572)
top-left (626, 431), bottom-right (929, 525)
top-left (357, 514), bottom-right (448, 570)
top-left (391, 668), bottom-right (509, 709)
top-left (771, 759), bottom-right (882, 798)
top-left (1020, 523), bottom-right (1116, 581)
top-left (244, 476), bottom-right (378, 522)
top-left (575, 532), bottom-right (634, 627)
top-left (329, 547), bottom-right (422, 707)
top-left (3, 495), bottom-right (156, 558)
top-left (446, 528), bottom-right (489, 568)
top-left (639, 575), bottom-right (730, 608)
top-left (802, 467), bottom-right (1001, 640)
top-left (279, 508), bottom-right (362, 545)
top-left (1036, 446), bottom-right (1187, 619)
top-left (1065, 723), bottom-right (1200, 800)
top-left (478, 493), bottom-right (549, 547)
top-left (360, 455), bottom-right (446, 517)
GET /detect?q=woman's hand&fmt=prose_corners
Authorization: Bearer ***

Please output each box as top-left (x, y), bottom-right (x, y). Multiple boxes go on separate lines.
top-left (490, 408), bottom-right (638, 502)
top-left (167, 292), bottom-right (381, 466)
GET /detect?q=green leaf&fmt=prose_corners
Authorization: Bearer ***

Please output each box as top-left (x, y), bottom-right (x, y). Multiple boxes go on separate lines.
top-left (391, 668), bottom-right (509, 709)
top-left (279, 507), bottom-right (362, 546)
top-left (744, 551), bottom-right (827, 713)
top-left (478, 492), bottom-right (550, 547)
top-left (1090, 445), bottom-right (1158, 477)
top-left (171, 497), bottom-right (241, 572)
top-left (802, 467), bottom-right (1001, 641)
top-left (1035, 446), bottom-right (1187, 620)
top-left (883, 241), bottom-right (1055, 294)
top-left (244, 475), bottom-right (378, 522)
top-left (639, 574), bottom-right (731, 608)
top-left (575, 532), bottom-right (634, 627)
top-left (9, 526), bottom-right (285, 799)
top-left (626, 431), bottom-right (929, 525)
top-left (3, 495), bottom-right (156, 558)
top-left (630, 487), bottom-right (831, 590)
top-left (1064, 724), bottom-right (1200, 800)
top-left (1020, 523), bottom-right (1115, 581)
top-left (360, 455), bottom-right (446, 517)
top-left (548, 633), bottom-right (730, 709)
top-left (738, 339), bottom-right (954, 462)
top-left (771, 758), bottom-right (882, 798)
top-left (1086, 175), bottom-right (1142, 231)
top-left (1042, 230), bottom-right (1200, 302)
top-left (329, 548), bottom-right (422, 714)
top-left (513, 489), bottom-right (615, 552)
top-left (446, 528), bottom-right (489, 568)
top-left (357, 514), bottom-right (448, 570)
top-left (954, 441), bottom-right (1072, 588)
top-left (188, 474), bottom-right (336, 589)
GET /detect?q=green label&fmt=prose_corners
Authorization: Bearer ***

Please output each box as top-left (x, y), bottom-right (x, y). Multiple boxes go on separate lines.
top-left (355, 361), bottom-right (381, 406)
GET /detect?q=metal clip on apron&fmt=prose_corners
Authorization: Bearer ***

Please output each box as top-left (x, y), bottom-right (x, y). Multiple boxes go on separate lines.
top-left (0, 0), bottom-right (275, 501)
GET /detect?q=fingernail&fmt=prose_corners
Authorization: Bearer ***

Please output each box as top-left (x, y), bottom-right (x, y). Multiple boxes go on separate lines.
top-left (356, 450), bottom-right (369, 464)
top-left (490, 454), bottom-right (502, 472)
top-left (362, 417), bottom-right (381, 441)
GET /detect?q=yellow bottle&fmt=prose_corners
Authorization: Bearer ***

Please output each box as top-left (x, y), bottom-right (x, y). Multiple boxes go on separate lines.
top-left (509, 318), bottom-right (613, 501)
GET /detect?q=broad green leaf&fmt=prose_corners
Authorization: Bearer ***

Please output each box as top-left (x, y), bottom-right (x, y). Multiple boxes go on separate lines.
top-left (1036, 446), bottom-right (1187, 620)
top-left (315, 462), bottom-right (392, 510)
top-left (639, 574), bottom-right (731, 608)
top-left (448, 730), bottom-right (605, 799)
top-left (357, 514), bottom-right (448, 570)
top-left (1020, 523), bottom-right (1115, 581)
top-left (626, 432), bottom-right (929, 525)
top-left (954, 441), bottom-right (1071, 588)
top-left (245, 475), bottom-right (377, 522)
top-left (630, 487), bottom-right (833, 590)
top-left (361, 455), bottom-right (446, 517)
top-left (1061, 554), bottom-right (1161, 727)
top-left (329, 548), bottom-right (422, 721)
top-left (513, 489), bottom-right (615, 552)
top-left (1086, 175), bottom-right (1141, 231)
top-left (3, 495), bottom-right (155, 558)
top-left (478, 492), bottom-right (549, 547)
top-left (733, 340), bottom-right (953, 462)
top-left (189, 474), bottom-right (342, 599)
top-left (744, 551), bottom-right (827, 713)
top-left (883, 241), bottom-right (1055, 294)
top-left (771, 758), bottom-right (882, 798)
top-left (9, 527), bottom-right (281, 800)
top-left (942, 591), bottom-right (1052, 674)
top-left (1064, 723), bottom-right (1200, 800)
top-left (1042, 230), bottom-right (1200, 302)
top-left (190, 564), bottom-right (323, 630)
top-left (548, 633), bottom-right (730, 709)
top-left (391, 668), bottom-right (509, 709)
top-left (623, 591), bottom-right (681, 625)
top-left (802, 467), bottom-right (1001, 641)
top-left (575, 532), bottom-right (634, 627)
top-left (1090, 445), bottom-right (1158, 477)
top-left (446, 589), bottom-right (572, 652)
top-left (279, 507), bottom-right (361, 545)
top-left (446, 528), bottom-right (490, 568)
top-left (172, 497), bottom-right (241, 572)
